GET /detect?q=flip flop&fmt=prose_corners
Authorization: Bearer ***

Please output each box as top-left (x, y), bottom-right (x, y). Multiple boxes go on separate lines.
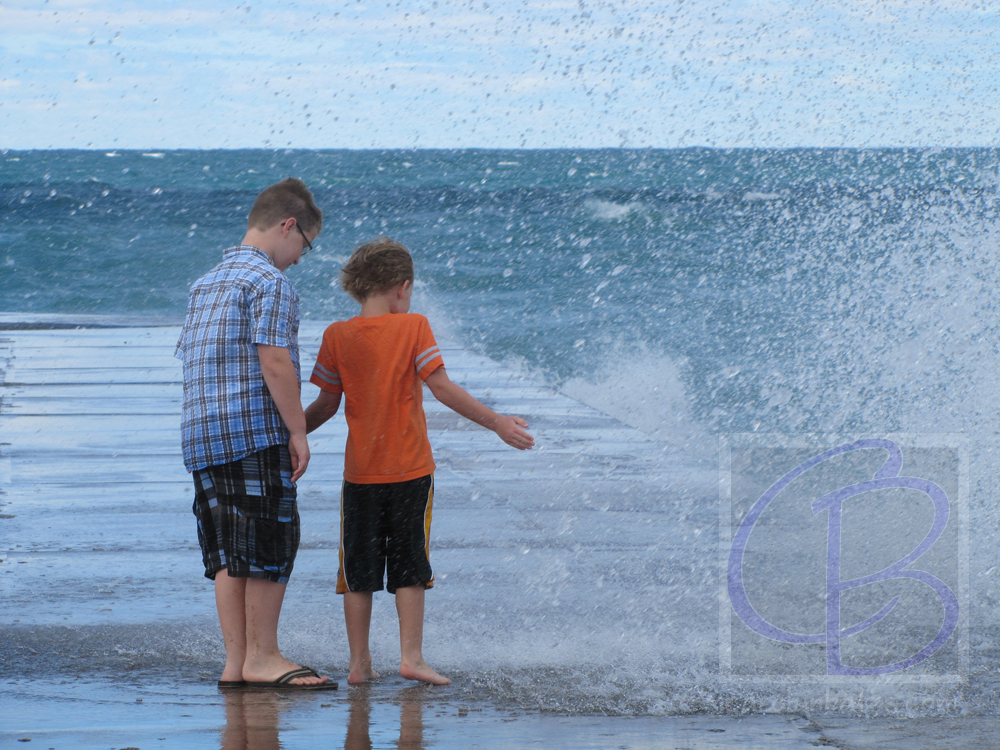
top-left (217, 680), bottom-right (247, 689)
top-left (245, 667), bottom-right (338, 691)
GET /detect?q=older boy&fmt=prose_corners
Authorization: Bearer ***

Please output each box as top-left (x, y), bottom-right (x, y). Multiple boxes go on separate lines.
top-left (305, 237), bottom-right (534, 685)
top-left (176, 178), bottom-right (335, 690)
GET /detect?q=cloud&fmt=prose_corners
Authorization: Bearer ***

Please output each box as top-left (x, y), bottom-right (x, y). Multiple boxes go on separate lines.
top-left (1, 0), bottom-right (998, 148)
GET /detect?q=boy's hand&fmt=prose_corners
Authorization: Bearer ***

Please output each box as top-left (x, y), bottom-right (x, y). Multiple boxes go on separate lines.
top-left (495, 415), bottom-right (534, 450)
top-left (258, 344), bottom-right (311, 482)
top-left (425, 368), bottom-right (536, 450)
top-left (289, 432), bottom-right (310, 483)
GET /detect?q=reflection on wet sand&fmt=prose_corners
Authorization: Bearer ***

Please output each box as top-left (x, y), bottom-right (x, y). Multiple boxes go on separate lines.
top-left (346, 685), bottom-right (426, 750)
top-left (221, 691), bottom-right (286, 750)
top-left (219, 686), bottom-right (427, 750)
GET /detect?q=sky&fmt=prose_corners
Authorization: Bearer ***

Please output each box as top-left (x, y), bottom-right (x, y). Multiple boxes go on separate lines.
top-left (1, 0), bottom-right (999, 149)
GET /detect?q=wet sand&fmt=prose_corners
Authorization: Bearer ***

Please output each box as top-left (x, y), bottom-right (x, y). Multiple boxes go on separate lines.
top-left (5, 675), bottom-right (1000, 749)
top-left (2, 316), bottom-right (999, 748)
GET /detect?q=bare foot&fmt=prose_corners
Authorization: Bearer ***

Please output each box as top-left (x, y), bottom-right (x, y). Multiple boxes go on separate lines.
top-left (399, 659), bottom-right (451, 685)
top-left (243, 656), bottom-right (330, 686)
top-left (347, 655), bottom-right (380, 684)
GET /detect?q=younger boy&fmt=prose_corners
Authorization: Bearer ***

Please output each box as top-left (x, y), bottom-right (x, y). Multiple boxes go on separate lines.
top-left (176, 178), bottom-right (335, 690)
top-left (305, 237), bottom-right (534, 685)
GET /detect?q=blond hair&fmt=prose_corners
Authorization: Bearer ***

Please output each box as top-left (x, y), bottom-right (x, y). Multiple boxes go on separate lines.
top-left (340, 237), bottom-right (414, 302)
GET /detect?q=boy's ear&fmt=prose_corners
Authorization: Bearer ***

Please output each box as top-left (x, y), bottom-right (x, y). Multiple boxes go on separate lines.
top-left (400, 280), bottom-right (413, 296)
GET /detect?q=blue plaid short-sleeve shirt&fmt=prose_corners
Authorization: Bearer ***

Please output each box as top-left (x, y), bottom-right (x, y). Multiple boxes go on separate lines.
top-left (175, 245), bottom-right (301, 472)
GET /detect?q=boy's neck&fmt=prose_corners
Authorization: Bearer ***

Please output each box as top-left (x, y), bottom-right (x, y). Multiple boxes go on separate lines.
top-left (241, 219), bottom-right (312, 273)
top-left (242, 226), bottom-right (282, 259)
top-left (358, 282), bottom-right (412, 318)
top-left (359, 294), bottom-right (394, 318)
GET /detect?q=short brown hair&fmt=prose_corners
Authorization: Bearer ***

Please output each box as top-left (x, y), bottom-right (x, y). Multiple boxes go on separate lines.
top-left (340, 237), bottom-right (414, 302)
top-left (247, 177), bottom-right (323, 234)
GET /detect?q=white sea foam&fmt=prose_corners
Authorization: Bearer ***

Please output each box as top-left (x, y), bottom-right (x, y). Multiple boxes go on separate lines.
top-left (742, 191), bottom-right (783, 201)
top-left (415, 281), bottom-right (463, 344)
top-left (584, 198), bottom-right (645, 221)
top-left (780, 208), bottom-right (1000, 436)
top-left (560, 347), bottom-right (710, 460)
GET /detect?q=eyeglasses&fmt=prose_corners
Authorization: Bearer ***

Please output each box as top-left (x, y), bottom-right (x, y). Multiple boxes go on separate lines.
top-left (295, 223), bottom-right (314, 256)
top-left (286, 220), bottom-right (314, 256)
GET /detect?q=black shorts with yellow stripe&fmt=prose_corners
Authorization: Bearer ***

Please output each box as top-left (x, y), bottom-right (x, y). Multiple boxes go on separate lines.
top-left (337, 474), bottom-right (434, 594)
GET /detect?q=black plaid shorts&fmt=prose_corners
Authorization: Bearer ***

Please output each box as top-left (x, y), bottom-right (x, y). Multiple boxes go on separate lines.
top-left (192, 444), bottom-right (300, 584)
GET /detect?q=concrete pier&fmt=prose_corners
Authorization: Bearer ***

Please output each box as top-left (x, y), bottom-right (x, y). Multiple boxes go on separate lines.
top-left (1, 317), bottom-right (995, 748)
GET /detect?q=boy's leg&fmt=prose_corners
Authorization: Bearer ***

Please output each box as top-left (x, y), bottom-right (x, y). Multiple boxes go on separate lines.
top-left (345, 590), bottom-right (380, 683)
top-left (215, 569), bottom-right (248, 683)
top-left (217, 570), bottom-right (328, 686)
top-left (340, 479), bottom-right (389, 683)
top-left (383, 475), bottom-right (447, 684)
top-left (241, 577), bottom-right (328, 685)
top-left (206, 446), bottom-right (326, 686)
top-left (395, 585), bottom-right (451, 685)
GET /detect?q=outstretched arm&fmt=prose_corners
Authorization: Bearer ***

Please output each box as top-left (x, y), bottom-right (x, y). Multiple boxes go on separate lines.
top-left (424, 367), bottom-right (534, 450)
top-left (305, 389), bottom-right (342, 433)
top-left (257, 343), bottom-right (310, 483)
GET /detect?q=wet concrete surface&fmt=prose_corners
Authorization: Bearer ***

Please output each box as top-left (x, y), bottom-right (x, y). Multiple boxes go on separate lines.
top-left (2, 318), bottom-right (999, 747)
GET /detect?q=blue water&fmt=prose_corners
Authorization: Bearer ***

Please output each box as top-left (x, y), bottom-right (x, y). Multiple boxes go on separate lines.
top-left (5, 148), bottom-right (1000, 716)
top-left (5, 147), bottom-right (999, 438)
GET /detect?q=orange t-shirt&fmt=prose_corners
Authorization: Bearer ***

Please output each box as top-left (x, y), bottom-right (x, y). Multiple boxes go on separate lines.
top-left (310, 313), bottom-right (444, 484)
